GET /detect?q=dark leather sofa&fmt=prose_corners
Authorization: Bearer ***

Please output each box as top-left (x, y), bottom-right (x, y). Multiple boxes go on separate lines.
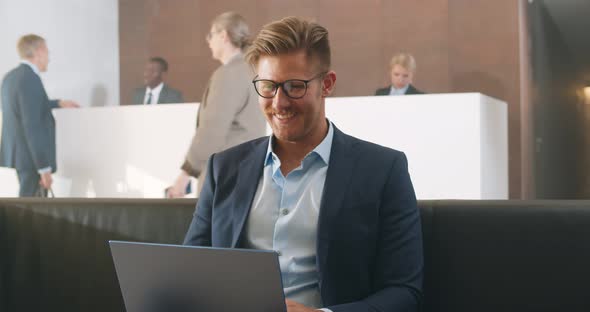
top-left (1, 198), bottom-right (589, 311)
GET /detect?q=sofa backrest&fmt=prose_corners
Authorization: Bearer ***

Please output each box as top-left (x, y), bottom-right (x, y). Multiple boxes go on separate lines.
top-left (420, 200), bottom-right (590, 312)
top-left (1, 199), bottom-right (589, 311)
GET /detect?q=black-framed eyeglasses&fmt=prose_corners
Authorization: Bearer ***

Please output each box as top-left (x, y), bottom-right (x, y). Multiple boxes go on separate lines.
top-left (252, 72), bottom-right (327, 99)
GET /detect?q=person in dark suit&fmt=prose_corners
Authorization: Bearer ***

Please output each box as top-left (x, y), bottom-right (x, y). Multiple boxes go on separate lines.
top-left (131, 57), bottom-right (184, 105)
top-left (184, 17), bottom-right (423, 312)
top-left (375, 52), bottom-right (424, 96)
top-left (0, 34), bottom-right (79, 197)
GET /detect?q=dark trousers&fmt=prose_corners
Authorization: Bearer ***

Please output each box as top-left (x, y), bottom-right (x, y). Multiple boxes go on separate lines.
top-left (16, 170), bottom-right (45, 197)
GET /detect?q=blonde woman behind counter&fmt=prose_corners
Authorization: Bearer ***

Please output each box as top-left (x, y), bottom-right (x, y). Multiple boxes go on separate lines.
top-left (375, 52), bottom-right (424, 96)
top-left (166, 12), bottom-right (266, 197)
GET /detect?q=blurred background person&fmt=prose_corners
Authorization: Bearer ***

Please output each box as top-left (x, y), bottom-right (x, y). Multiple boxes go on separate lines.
top-left (166, 12), bottom-right (266, 198)
top-left (132, 57), bottom-right (184, 105)
top-left (0, 34), bottom-right (79, 197)
top-left (375, 52), bottom-right (424, 96)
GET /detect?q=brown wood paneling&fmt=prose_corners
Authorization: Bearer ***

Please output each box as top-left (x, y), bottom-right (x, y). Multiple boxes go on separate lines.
top-left (119, 0), bottom-right (529, 198)
top-left (318, 0), bottom-right (386, 96)
top-left (119, 0), bottom-right (150, 105)
top-left (378, 0), bottom-right (451, 94)
top-left (448, 0), bottom-right (522, 198)
top-left (518, 0), bottom-right (534, 198)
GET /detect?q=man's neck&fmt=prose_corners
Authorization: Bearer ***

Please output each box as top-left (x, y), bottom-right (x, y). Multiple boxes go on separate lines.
top-left (147, 81), bottom-right (163, 91)
top-left (220, 48), bottom-right (241, 65)
top-left (21, 59), bottom-right (41, 74)
top-left (274, 120), bottom-right (329, 175)
top-left (392, 84), bottom-right (408, 90)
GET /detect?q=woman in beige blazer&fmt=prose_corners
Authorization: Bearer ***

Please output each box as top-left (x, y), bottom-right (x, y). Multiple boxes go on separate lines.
top-left (167, 12), bottom-right (266, 197)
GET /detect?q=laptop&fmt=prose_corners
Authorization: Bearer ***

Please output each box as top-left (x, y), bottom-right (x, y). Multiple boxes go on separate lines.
top-left (109, 241), bottom-right (286, 312)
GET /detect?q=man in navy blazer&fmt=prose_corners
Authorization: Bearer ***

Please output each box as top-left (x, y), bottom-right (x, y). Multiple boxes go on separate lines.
top-left (131, 57), bottom-right (184, 105)
top-left (184, 17), bottom-right (423, 312)
top-left (0, 34), bottom-right (78, 196)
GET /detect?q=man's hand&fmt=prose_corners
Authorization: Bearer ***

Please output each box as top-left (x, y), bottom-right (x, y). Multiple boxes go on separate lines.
top-left (39, 172), bottom-right (53, 189)
top-left (166, 170), bottom-right (190, 198)
top-left (285, 299), bottom-right (321, 312)
top-left (58, 99), bottom-right (80, 108)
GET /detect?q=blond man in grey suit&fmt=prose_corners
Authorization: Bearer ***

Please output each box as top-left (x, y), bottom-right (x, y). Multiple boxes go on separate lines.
top-left (167, 12), bottom-right (266, 197)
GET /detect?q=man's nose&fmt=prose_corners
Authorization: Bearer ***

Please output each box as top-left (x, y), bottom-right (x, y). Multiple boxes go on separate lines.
top-left (272, 86), bottom-right (291, 109)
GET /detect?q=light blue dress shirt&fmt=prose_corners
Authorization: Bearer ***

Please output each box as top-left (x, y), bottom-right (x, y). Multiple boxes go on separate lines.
top-left (389, 84), bottom-right (409, 95)
top-left (244, 121), bottom-right (334, 311)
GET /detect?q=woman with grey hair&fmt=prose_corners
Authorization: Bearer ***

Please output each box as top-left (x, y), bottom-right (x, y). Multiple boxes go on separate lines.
top-left (167, 12), bottom-right (266, 197)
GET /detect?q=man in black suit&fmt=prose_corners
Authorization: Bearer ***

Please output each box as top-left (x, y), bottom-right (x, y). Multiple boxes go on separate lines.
top-left (375, 52), bottom-right (424, 96)
top-left (132, 57), bottom-right (184, 105)
top-left (0, 34), bottom-right (79, 196)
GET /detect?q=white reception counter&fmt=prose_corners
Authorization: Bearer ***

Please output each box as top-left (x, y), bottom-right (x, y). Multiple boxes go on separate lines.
top-left (0, 93), bottom-right (507, 199)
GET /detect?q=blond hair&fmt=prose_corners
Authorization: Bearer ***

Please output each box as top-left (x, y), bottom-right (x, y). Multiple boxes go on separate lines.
top-left (245, 16), bottom-right (331, 72)
top-left (17, 34), bottom-right (45, 59)
top-left (390, 52), bottom-right (416, 73)
top-left (211, 12), bottom-right (250, 50)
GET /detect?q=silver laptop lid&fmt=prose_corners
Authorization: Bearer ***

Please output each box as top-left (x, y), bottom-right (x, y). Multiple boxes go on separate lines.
top-left (109, 241), bottom-right (286, 312)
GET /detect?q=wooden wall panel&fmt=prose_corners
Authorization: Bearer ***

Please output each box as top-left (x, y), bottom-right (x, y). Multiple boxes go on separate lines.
top-left (119, 0), bottom-right (150, 105)
top-left (448, 0), bottom-right (523, 198)
top-left (316, 1), bottom-right (386, 96)
top-left (377, 0), bottom-right (451, 93)
top-left (119, 0), bottom-right (528, 198)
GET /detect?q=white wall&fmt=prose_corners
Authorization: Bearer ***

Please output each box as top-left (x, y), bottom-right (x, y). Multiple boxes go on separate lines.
top-left (0, 0), bottom-right (119, 107)
top-left (0, 0), bottom-right (119, 196)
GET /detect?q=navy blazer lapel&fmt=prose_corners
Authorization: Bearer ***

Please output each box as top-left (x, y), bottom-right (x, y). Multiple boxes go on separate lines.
top-left (158, 84), bottom-right (168, 103)
top-left (230, 137), bottom-right (269, 247)
top-left (406, 84), bottom-right (422, 95)
top-left (317, 126), bottom-right (359, 276)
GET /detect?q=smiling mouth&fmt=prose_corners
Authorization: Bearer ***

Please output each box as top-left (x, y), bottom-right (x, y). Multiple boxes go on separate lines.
top-left (273, 111), bottom-right (296, 120)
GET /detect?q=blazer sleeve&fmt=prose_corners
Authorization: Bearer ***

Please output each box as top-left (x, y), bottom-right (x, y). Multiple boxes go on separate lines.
top-left (183, 154), bottom-right (216, 246)
top-left (131, 88), bottom-right (144, 105)
top-left (375, 87), bottom-right (389, 96)
top-left (328, 153), bottom-right (424, 312)
top-left (406, 85), bottom-right (424, 95)
top-left (172, 89), bottom-right (184, 103)
top-left (159, 86), bottom-right (184, 104)
top-left (49, 99), bottom-right (59, 109)
top-left (182, 65), bottom-right (249, 177)
top-left (18, 75), bottom-right (55, 170)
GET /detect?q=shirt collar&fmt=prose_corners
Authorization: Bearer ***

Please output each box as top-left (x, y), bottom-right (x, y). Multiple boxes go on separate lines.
top-left (264, 119), bottom-right (334, 166)
top-left (390, 84), bottom-right (410, 94)
top-left (226, 52), bottom-right (243, 66)
top-left (147, 82), bottom-right (164, 94)
top-left (21, 60), bottom-right (40, 76)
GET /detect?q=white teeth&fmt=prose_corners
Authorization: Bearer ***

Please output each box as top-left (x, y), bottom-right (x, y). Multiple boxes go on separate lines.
top-left (274, 112), bottom-right (295, 120)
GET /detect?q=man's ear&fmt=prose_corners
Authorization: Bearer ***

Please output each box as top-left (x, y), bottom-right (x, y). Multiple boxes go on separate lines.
top-left (322, 71), bottom-right (337, 97)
